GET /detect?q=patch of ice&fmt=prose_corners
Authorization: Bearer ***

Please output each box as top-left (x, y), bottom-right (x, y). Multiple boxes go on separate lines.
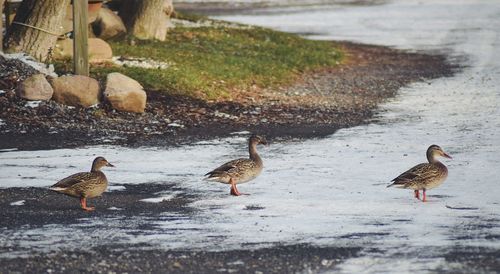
top-left (0, 119), bottom-right (5, 126)
top-left (10, 200), bottom-right (25, 206)
top-left (107, 207), bottom-right (123, 211)
top-left (0, 90), bottom-right (5, 94)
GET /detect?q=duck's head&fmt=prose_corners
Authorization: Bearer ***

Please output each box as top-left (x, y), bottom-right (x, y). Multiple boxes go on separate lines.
top-left (91, 156), bottom-right (115, 171)
top-left (427, 145), bottom-right (452, 162)
top-left (249, 134), bottom-right (268, 146)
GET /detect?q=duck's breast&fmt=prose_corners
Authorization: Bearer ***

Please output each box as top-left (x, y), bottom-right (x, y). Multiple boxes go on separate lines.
top-left (425, 163), bottom-right (448, 190)
top-left (82, 173), bottom-right (108, 198)
top-left (236, 165), bottom-right (263, 184)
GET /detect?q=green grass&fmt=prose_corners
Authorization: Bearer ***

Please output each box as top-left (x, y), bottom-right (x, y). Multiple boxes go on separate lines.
top-left (90, 18), bottom-right (343, 99)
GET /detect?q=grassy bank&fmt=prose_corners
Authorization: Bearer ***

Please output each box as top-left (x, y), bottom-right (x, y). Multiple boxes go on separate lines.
top-left (90, 16), bottom-right (342, 99)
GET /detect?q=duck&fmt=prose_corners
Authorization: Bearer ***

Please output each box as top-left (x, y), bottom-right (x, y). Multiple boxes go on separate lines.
top-left (50, 157), bottom-right (114, 211)
top-left (205, 135), bottom-right (267, 196)
top-left (387, 145), bottom-right (452, 202)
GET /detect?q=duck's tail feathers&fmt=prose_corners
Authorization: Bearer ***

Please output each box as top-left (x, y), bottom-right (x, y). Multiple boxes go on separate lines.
top-left (49, 187), bottom-right (67, 192)
top-left (203, 175), bottom-right (220, 181)
top-left (204, 171), bottom-right (223, 178)
top-left (387, 181), bottom-right (406, 188)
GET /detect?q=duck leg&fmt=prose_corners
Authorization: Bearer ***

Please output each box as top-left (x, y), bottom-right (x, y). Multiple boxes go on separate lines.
top-left (229, 178), bottom-right (241, 196)
top-left (414, 190), bottom-right (420, 200)
top-left (80, 197), bottom-right (95, 211)
top-left (422, 189), bottom-right (427, 202)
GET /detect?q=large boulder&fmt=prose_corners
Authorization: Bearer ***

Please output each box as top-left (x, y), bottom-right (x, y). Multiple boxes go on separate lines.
top-left (53, 38), bottom-right (113, 62)
top-left (92, 8), bottom-right (127, 40)
top-left (16, 74), bottom-right (53, 101)
top-left (88, 38), bottom-right (114, 61)
top-left (104, 73), bottom-right (146, 113)
top-left (50, 75), bottom-right (100, 108)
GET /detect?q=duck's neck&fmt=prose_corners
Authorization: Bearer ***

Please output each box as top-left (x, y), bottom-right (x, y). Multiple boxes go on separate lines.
top-left (249, 142), bottom-right (262, 165)
top-left (427, 151), bottom-right (440, 164)
top-left (91, 166), bottom-right (102, 172)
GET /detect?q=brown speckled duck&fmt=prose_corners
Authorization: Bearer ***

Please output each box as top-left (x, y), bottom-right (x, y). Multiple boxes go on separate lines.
top-left (388, 145), bottom-right (452, 202)
top-left (50, 157), bottom-right (114, 211)
top-left (205, 135), bottom-right (267, 196)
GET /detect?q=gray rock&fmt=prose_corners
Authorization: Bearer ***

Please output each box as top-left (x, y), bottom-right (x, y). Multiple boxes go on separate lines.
top-left (50, 75), bottom-right (100, 108)
top-left (16, 74), bottom-right (53, 101)
top-left (104, 72), bottom-right (147, 113)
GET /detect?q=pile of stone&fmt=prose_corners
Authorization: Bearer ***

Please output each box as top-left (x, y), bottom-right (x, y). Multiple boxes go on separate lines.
top-left (17, 72), bottom-right (146, 113)
top-left (1, 54), bottom-right (146, 113)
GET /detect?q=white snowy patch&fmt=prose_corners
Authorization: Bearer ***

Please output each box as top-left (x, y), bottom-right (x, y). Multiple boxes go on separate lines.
top-left (0, 52), bottom-right (57, 77)
top-left (171, 18), bottom-right (252, 29)
top-left (230, 131), bottom-right (251, 135)
top-left (167, 122), bottom-right (184, 128)
top-left (24, 101), bottom-right (41, 108)
top-left (107, 185), bottom-right (126, 192)
top-left (111, 56), bottom-right (171, 70)
top-left (214, 111), bottom-right (239, 120)
top-left (10, 200), bottom-right (25, 206)
top-left (140, 193), bottom-right (177, 203)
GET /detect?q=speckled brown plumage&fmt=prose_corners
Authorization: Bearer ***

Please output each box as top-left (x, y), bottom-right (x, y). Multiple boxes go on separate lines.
top-left (205, 135), bottom-right (267, 196)
top-left (388, 145), bottom-right (451, 202)
top-left (50, 157), bottom-right (114, 211)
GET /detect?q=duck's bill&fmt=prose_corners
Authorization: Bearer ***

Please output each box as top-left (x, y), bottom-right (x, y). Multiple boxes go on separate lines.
top-left (443, 152), bottom-right (452, 159)
top-left (107, 163), bottom-right (115, 167)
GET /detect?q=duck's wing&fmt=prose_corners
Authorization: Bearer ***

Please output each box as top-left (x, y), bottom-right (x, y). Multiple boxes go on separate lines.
top-left (51, 172), bottom-right (95, 189)
top-left (205, 158), bottom-right (252, 178)
top-left (388, 163), bottom-right (432, 187)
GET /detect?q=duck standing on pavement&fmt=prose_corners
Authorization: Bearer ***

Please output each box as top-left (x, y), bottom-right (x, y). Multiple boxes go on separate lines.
top-left (388, 145), bottom-right (452, 202)
top-left (205, 135), bottom-right (267, 196)
top-left (50, 157), bottom-right (114, 211)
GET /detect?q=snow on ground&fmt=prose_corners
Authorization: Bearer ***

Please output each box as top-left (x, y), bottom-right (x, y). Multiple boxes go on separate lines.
top-left (111, 56), bottom-right (172, 69)
top-left (1, 0), bottom-right (500, 272)
top-left (0, 53), bottom-right (57, 77)
top-left (9, 200), bottom-right (25, 206)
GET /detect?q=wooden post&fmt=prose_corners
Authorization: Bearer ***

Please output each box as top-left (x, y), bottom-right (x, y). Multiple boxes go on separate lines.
top-left (73, 0), bottom-right (89, 76)
top-left (3, 0), bottom-right (10, 31)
